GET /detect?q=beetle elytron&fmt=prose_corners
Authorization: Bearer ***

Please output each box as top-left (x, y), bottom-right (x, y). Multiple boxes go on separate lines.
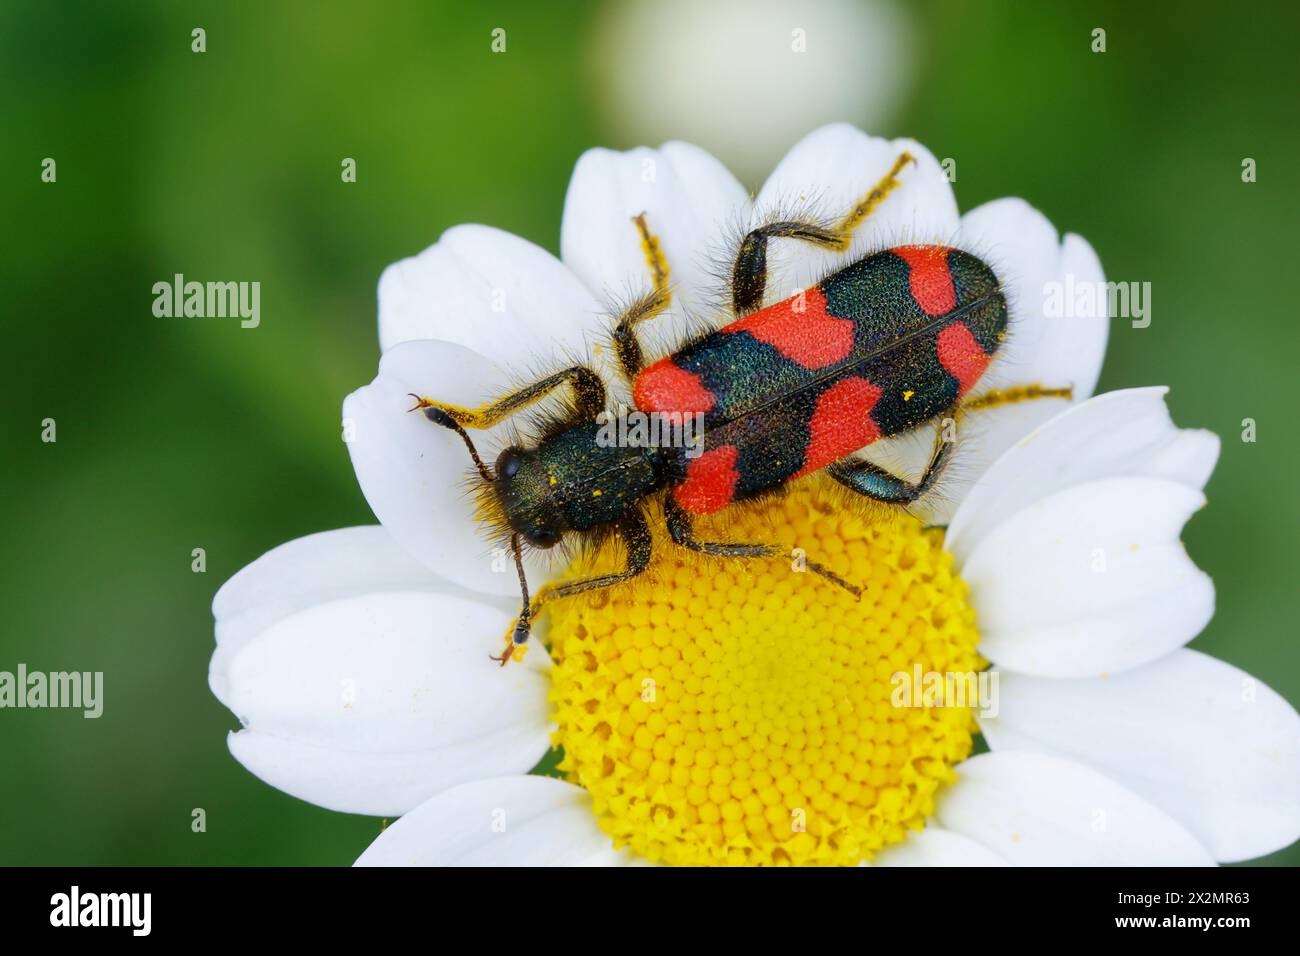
top-left (410, 152), bottom-right (1070, 665)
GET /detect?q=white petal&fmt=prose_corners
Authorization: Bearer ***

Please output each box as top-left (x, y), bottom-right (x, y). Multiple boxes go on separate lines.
top-left (218, 590), bottom-right (552, 816)
top-left (872, 826), bottom-right (1008, 866)
top-left (1028, 232), bottom-right (1110, 397)
top-left (963, 476), bottom-right (1214, 677)
top-left (343, 338), bottom-right (551, 598)
top-left (982, 650), bottom-right (1300, 863)
top-left (228, 732), bottom-right (542, 820)
top-left (750, 124), bottom-right (959, 304)
top-left (210, 525), bottom-right (470, 700)
top-left (866, 203), bottom-right (1112, 526)
top-left (354, 776), bottom-right (633, 866)
top-left (947, 387), bottom-right (1220, 564)
top-left (936, 752), bottom-right (1215, 866)
top-left (378, 224), bottom-right (605, 363)
top-left (561, 140), bottom-right (749, 333)
top-left (959, 199), bottom-right (1061, 373)
top-left (959, 200), bottom-right (1109, 403)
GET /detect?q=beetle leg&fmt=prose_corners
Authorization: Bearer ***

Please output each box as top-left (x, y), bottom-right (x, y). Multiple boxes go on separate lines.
top-left (731, 151), bottom-right (916, 315)
top-left (827, 422), bottom-right (953, 505)
top-left (612, 286), bottom-right (672, 381)
top-left (731, 220), bottom-right (846, 316)
top-left (831, 151), bottom-right (917, 243)
top-left (633, 211), bottom-right (672, 298)
top-left (610, 213), bottom-right (675, 381)
top-left (960, 383), bottom-right (1073, 413)
top-left (829, 386), bottom-right (1073, 512)
top-left (409, 364), bottom-right (606, 429)
top-left (664, 497), bottom-right (862, 598)
top-left (492, 510), bottom-right (654, 666)
top-left (831, 382), bottom-right (1072, 510)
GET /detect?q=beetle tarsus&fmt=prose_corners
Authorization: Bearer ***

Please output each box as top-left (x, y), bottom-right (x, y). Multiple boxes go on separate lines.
top-left (490, 616), bottom-right (530, 667)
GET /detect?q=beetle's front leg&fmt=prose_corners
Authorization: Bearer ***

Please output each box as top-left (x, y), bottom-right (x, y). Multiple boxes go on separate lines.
top-left (410, 365), bottom-right (607, 431)
top-left (491, 510), bottom-right (654, 667)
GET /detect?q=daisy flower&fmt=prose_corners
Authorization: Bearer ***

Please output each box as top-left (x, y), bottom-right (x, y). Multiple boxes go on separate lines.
top-left (209, 125), bottom-right (1300, 866)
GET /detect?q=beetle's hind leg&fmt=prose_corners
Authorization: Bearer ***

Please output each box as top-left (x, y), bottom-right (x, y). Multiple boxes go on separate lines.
top-left (828, 422), bottom-right (953, 506)
top-left (960, 383), bottom-right (1073, 413)
top-left (731, 151), bottom-right (916, 315)
top-left (829, 383), bottom-right (1073, 511)
top-left (664, 498), bottom-right (863, 598)
top-left (492, 510), bottom-right (654, 665)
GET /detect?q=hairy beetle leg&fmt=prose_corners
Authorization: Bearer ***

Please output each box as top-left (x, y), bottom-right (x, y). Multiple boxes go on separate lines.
top-left (960, 383), bottom-right (1073, 413)
top-left (490, 619), bottom-right (529, 668)
top-left (489, 511), bottom-right (654, 669)
top-left (731, 150), bottom-right (916, 315)
top-left (609, 213), bottom-right (676, 382)
top-left (404, 366), bottom-right (607, 431)
top-left (665, 498), bottom-right (864, 598)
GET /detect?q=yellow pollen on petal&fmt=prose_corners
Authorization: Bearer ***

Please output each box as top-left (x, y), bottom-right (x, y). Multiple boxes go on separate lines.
top-left (546, 477), bottom-right (984, 867)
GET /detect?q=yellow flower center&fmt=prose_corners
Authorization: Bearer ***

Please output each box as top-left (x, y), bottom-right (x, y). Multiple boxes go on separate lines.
top-left (547, 477), bottom-right (983, 866)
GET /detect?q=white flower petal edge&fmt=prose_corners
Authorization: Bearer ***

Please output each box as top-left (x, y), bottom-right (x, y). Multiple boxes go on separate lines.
top-left (210, 526), bottom-right (487, 698)
top-left (964, 476), bottom-right (1212, 678)
top-left (1027, 233), bottom-right (1111, 398)
top-left (354, 776), bottom-right (640, 866)
top-left (211, 537), bottom-right (552, 816)
top-left (378, 224), bottom-right (604, 365)
top-left (871, 826), bottom-right (1009, 866)
top-left (959, 200), bottom-right (1109, 403)
top-left (982, 649), bottom-right (1300, 863)
top-left (951, 389), bottom-right (1217, 678)
top-left (751, 123), bottom-right (959, 304)
top-left (935, 752), bottom-right (1215, 866)
top-left (562, 139), bottom-right (750, 324)
top-left (946, 387), bottom-right (1219, 564)
top-left (344, 338), bottom-right (552, 598)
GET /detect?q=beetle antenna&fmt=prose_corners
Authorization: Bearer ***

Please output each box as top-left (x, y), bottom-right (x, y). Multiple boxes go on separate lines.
top-left (408, 395), bottom-right (495, 483)
top-left (491, 533), bottom-right (533, 667)
top-left (512, 533), bottom-right (531, 628)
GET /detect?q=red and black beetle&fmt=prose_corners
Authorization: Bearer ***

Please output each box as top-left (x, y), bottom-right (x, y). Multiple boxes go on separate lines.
top-left (410, 152), bottom-right (1068, 664)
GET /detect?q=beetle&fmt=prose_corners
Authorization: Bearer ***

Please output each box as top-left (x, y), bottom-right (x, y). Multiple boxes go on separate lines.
top-left (409, 152), bottom-right (1070, 665)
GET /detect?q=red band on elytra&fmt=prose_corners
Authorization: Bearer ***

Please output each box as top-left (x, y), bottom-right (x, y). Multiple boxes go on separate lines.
top-left (724, 286), bottom-right (854, 370)
top-left (674, 444), bottom-right (741, 514)
top-left (936, 321), bottom-right (990, 395)
top-left (796, 376), bottom-right (884, 477)
top-left (894, 246), bottom-right (957, 317)
top-left (633, 359), bottom-right (716, 414)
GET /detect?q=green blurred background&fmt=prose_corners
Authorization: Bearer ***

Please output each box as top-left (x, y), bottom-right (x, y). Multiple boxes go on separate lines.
top-left (2, 0), bottom-right (1297, 865)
